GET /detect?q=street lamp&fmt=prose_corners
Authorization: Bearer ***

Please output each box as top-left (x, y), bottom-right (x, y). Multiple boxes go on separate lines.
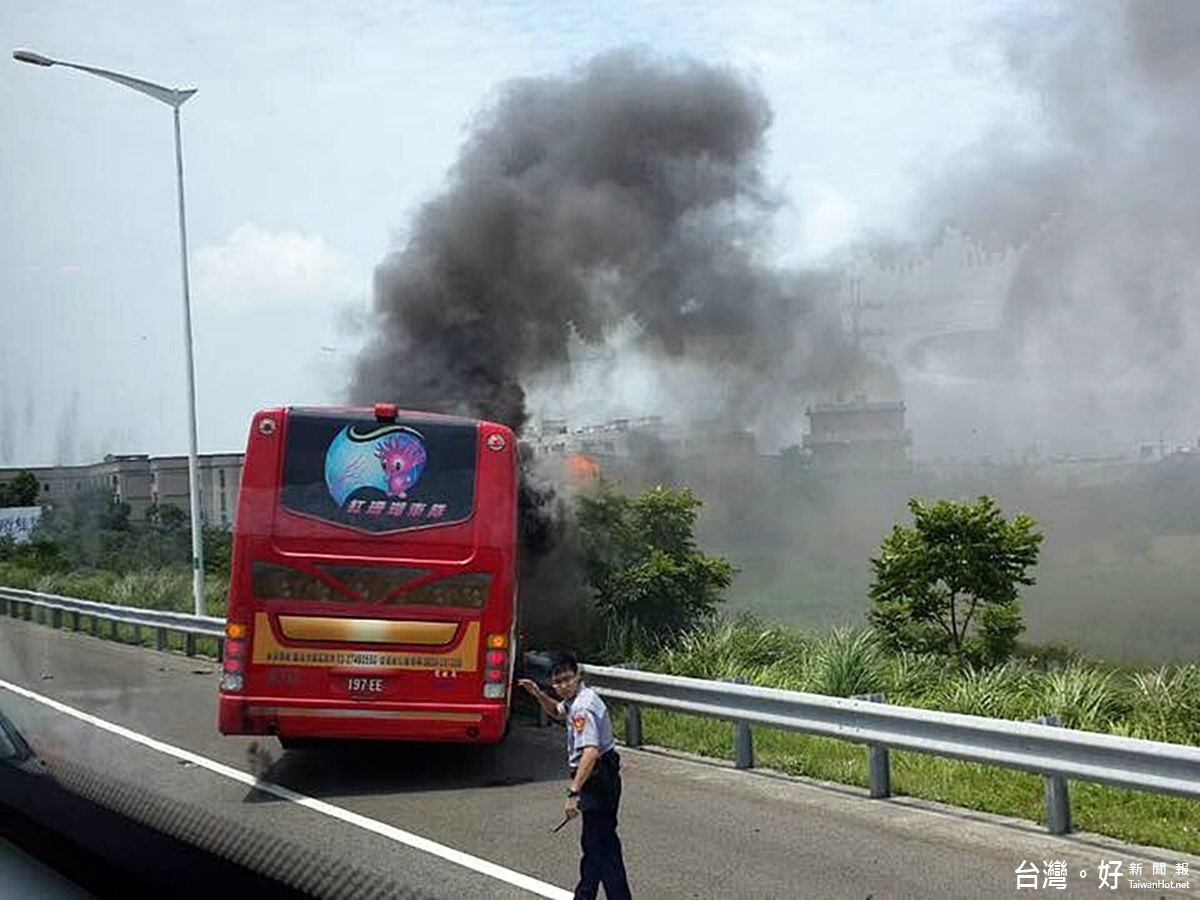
top-left (14, 48), bottom-right (207, 617)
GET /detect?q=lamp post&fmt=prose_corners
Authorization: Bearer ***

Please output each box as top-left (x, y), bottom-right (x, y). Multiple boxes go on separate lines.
top-left (14, 49), bottom-right (207, 617)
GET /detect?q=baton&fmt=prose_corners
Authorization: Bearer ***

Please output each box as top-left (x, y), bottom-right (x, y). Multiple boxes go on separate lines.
top-left (551, 815), bottom-right (572, 833)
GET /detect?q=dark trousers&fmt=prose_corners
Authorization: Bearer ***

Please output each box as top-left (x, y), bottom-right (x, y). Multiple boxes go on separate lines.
top-left (572, 751), bottom-right (632, 900)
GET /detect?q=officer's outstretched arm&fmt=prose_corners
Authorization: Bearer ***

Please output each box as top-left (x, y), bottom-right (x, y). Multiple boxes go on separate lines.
top-left (518, 679), bottom-right (564, 719)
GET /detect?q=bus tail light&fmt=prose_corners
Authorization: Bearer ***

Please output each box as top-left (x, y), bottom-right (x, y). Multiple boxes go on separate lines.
top-left (221, 621), bottom-right (249, 693)
top-left (482, 633), bottom-right (509, 699)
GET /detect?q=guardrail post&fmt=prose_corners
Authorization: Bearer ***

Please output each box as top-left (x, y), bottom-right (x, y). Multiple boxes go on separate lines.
top-left (71, 611), bottom-right (80, 631)
top-left (625, 699), bottom-right (643, 749)
top-left (156, 627), bottom-right (167, 651)
top-left (90, 615), bottom-right (98, 636)
top-left (728, 677), bottom-right (755, 769)
top-left (853, 692), bottom-right (892, 799)
top-left (52, 608), bottom-right (62, 629)
top-left (621, 664), bottom-right (643, 749)
top-left (185, 632), bottom-right (196, 657)
top-left (1030, 715), bottom-right (1071, 834)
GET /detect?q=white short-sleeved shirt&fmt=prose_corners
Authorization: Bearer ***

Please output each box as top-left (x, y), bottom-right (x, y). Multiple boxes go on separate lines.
top-left (557, 683), bottom-right (616, 767)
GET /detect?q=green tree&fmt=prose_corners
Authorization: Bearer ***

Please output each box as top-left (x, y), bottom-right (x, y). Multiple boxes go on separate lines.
top-left (868, 495), bottom-right (1043, 666)
top-left (576, 479), bottom-right (735, 658)
top-left (146, 503), bottom-right (188, 532)
top-left (0, 471), bottom-right (41, 507)
top-left (203, 525), bottom-right (233, 576)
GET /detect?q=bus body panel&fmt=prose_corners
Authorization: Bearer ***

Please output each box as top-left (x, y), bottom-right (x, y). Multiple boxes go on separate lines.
top-left (218, 406), bottom-right (518, 745)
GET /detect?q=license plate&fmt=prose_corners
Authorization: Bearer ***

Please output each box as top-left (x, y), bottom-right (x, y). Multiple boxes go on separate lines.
top-left (345, 676), bottom-right (385, 694)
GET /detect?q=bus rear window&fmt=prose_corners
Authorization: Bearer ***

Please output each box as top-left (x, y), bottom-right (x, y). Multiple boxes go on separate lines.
top-left (252, 561), bottom-right (490, 609)
top-left (278, 413), bottom-right (477, 533)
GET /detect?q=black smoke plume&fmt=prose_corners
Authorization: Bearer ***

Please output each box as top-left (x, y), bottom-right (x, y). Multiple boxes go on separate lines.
top-left (350, 49), bottom-right (873, 648)
top-left (880, 0), bottom-right (1200, 456)
top-left (351, 49), bottom-right (864, 435)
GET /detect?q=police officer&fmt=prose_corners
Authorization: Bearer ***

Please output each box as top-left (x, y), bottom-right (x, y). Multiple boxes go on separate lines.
top-left (520, 653), bottom-right (632, 900)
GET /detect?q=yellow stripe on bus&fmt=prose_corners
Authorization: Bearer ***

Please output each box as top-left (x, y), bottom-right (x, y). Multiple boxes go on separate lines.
top-left (277, 615), bottom-right (458, 646)
top-left (252, 613), bottom-right (480, 672)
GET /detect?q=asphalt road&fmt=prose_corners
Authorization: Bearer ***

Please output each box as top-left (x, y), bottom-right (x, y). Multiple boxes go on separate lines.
top-left (1, 617), bottom-right (1197, 899)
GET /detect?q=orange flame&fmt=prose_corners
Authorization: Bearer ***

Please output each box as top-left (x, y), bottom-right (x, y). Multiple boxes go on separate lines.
top-left (565, 453), bottom-right (600, 485)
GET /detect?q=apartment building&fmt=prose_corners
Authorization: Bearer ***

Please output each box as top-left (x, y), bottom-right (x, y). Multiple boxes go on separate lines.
top-left (0, 453), bottom-right (244, 528)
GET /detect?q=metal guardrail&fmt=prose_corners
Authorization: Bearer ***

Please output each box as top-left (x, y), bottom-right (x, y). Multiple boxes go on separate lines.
top-left (575, 663), bottom-right (1200, 835)
top-left (6, 589), bottom-right (1199, 837)
top-left (0, 587), bottom-right (224, 658)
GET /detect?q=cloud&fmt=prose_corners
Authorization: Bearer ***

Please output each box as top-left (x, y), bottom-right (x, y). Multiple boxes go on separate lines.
top-left (193, 222), bottom-right (367, 312)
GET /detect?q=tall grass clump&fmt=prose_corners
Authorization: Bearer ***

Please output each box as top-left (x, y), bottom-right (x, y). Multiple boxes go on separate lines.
top-left (880, 651), bottom-right (949, 706)
top-left (110, 570), bottom-right (193, 612)
top-left (801, 627), bottom-right (886, 697)
top-left (0, 562), bottom-right (40, 590)
top-left (106, 569), bottom-right (229, 616)
top-left (0, 562), bottom-right (230, 618)
top-left (653, 616), bottom-right (811, 682)
top-left (927, 660), bottom-right (1041, 720)
top-left (1035, 663), bottom-right (1132, 732)
top-left (35, 569), bottom-right (120, 602)
top-left (1119, 665), bottom-right (1200, 744)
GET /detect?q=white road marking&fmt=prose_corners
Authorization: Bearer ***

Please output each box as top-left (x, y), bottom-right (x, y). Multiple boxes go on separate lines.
top-left (0, 677), bottom-right (571, 900)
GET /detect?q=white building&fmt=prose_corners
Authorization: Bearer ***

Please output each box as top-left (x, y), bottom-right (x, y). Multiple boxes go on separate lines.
top-left (0, 452), bottom-right (244, 528)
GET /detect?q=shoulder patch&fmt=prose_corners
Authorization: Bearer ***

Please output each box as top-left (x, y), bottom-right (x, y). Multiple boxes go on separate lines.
top-left (571, 714), bottom-right (587, 732)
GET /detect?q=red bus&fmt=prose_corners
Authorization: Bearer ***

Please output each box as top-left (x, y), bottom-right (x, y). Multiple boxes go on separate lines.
top-left (217, 403), bottom-right (519, 745)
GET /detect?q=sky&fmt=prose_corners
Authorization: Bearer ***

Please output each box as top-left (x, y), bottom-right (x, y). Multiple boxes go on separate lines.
top-left (7, 0), bottom-right (1191, 466)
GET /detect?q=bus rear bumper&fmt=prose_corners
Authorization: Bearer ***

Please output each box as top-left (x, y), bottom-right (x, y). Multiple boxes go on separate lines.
top-left (218, 694), bottom-right (509, 744)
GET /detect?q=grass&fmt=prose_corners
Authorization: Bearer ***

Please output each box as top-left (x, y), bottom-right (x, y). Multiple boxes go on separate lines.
top-left (0, 562), bottom-right (229, 617)
top-left (605, 617), bottom-right (1200, 855)
top-left (2, 562), bottom-right (226, 661)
